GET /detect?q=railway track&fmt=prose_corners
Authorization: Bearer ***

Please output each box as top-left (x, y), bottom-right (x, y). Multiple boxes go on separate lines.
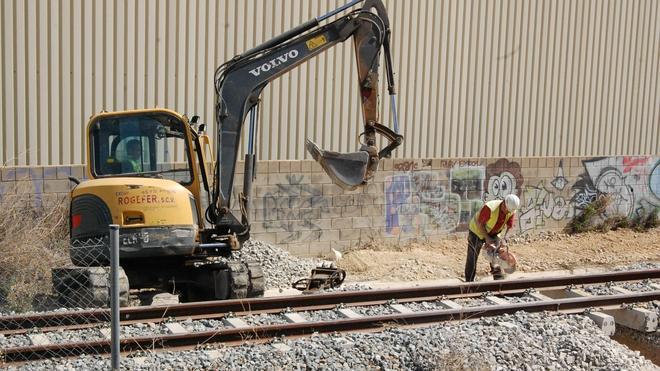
top-left (1, 268), bottom-right (659, 364)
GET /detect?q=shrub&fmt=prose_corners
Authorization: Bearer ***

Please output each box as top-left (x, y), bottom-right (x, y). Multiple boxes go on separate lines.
top-left (566, 195), bottom-right (659, 235)
top-left (630, 208), bottom-right (660, 232)
top-left (565, 195), bottom-right (611, 234)
top-left (597, 215), bottom-right (630, 233)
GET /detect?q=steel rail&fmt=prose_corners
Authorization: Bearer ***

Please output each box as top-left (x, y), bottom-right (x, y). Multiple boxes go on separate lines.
top-left (2, 290), bottom-right (658, 363)
top-left (1, 268), bottom-right (658, 335)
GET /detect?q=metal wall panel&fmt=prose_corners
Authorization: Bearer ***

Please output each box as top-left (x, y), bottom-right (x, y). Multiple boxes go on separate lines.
top-left (0, 0), bottom-right (658, 166)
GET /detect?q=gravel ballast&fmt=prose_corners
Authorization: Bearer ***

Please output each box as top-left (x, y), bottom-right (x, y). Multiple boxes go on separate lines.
top-left (7, 311), bottom-right (658, 370)
top-left (2, 240), bottom-right (659, 369)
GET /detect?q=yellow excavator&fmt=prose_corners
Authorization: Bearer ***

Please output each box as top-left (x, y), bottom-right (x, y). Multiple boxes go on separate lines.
top-left (52, 0), bottom-right (403, 306)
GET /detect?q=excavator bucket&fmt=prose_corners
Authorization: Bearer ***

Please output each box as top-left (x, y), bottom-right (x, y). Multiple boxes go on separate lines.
top-left (306, 139), bottom-right (370, 190)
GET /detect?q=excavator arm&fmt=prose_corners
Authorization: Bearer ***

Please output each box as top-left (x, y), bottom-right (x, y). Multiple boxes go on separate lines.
top-left (207, 0), bottom-right (402, 241)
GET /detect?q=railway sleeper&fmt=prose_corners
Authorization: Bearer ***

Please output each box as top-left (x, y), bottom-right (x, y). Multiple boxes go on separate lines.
top-left (526, 290), bottom-right (616, 336)
top-left (438, 300), bottom-right (462, 310)
top-left (484, 296), bottom-right (510, 306)
top-left (337, 308), bottom-right (362, 319)
top-left (565, 288), bottom-right (656, 333)
top-left (283, 313), bottom-right (308, 323)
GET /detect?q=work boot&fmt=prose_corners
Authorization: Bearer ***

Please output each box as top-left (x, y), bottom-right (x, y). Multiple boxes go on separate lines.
top-left (490, 265), bottom-right (505, 280)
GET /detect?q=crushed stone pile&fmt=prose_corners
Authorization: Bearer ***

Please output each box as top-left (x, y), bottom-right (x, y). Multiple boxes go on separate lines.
top-left (229, 240), bottom-right (330, 290)
top-left (12, 311), bottom-right (657, 370)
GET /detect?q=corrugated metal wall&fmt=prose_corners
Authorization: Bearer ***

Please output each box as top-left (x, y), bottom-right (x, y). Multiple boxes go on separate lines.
top-left (1, 0), bottom-right (658, 166)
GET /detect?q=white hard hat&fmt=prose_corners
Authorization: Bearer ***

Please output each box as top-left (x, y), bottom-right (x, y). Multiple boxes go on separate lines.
top-left (504, 194), bottom-right (521, 211)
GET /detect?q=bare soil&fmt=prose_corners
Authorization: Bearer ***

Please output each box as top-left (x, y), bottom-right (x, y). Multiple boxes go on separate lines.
top-left (339, 228), bottom-right (660, 282)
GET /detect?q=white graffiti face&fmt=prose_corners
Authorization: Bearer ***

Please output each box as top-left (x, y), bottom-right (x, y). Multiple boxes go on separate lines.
top-left (487, 171), bottom-right (517, 199)
top-left (595, 169), bottom-right (634, 217)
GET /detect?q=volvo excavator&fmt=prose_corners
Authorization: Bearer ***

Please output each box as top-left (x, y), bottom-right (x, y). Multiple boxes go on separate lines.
top-left (52, 0), bottom-right (403, 307)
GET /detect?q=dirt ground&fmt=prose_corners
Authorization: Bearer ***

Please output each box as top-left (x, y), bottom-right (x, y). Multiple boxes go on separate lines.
top-left (339, 227), bottom-right (660, 282)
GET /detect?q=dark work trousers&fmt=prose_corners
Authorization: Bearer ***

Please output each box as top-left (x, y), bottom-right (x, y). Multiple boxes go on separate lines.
top-left (465, 231), bottom-right (485, 282)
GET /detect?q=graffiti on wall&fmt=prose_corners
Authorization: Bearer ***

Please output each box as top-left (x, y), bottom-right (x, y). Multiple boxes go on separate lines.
top-left (483, 159), bottom-right (524, 201)
top-left (651, 161), bottom-right (660, 199)
top-left (260, 174), bottom-right (330, 243)
top-left (385, 157), bottom-right (660, 236)
top-left (517, 160), bottom-right (573, 233)
top-left (450, 166), bottom-right (484, 230)
top-left (385, 163), bottom-right (481, 236)
top-left (385, 159), bottom-right (529, 236)
top-left (518, 181), bottom-right (575, 233)
top-left (385, 175), bottom-right (414, 235)
top-left (573, 157), bottom-right (660, 218)
top-left (385, 172), bottom-right (461, 235)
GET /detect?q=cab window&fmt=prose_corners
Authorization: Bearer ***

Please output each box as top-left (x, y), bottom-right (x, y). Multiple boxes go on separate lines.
top-left (90, 112), bottom-right (193, 184)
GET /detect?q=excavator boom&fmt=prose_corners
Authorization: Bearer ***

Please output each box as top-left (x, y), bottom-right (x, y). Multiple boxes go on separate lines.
top-left (208, 0), bottom-right (403, 241)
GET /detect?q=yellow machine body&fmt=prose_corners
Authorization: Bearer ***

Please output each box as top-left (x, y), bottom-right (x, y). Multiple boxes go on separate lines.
top-left (69, 109), bottom-right (214, 266)
top-left (72, 178), bottom-right (197, 229)
top-left (84, 108), bottom-right (209, 224)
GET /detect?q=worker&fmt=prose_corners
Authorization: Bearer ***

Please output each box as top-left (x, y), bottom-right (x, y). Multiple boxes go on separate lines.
top-left (124, 139), bottom-right (143, 173)
top-left (465, 194), bottom-right (520, 282)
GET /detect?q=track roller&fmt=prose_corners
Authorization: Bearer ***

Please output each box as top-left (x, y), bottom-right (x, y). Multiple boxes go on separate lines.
top-left (227, 261), bottom-right (249, 299)
top-left (246, 261), bottom-right (265, 298)
top-left (51, 266), bottom-right (130, 308)
top-left (227, 261), bottom-right (265, 299)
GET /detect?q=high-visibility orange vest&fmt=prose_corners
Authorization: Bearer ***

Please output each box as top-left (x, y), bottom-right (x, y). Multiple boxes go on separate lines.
top-left (468, 200), bottom-right (515, 240)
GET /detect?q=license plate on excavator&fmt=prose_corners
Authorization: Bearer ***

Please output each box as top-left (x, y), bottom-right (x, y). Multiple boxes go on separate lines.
top-left (120, 230), bottom-right (149, 248)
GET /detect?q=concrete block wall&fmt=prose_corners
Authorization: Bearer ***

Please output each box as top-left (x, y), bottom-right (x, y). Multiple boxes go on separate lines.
top-left (1, 156), bottom-right (659, 257)
top-left (246, 156), bottom-right (660, 257)
top-left (0, 165), bottom-right (86, 207)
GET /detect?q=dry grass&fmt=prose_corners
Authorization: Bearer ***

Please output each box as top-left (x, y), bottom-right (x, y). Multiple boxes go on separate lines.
top-left (0, 185), bottom-right (70, 311)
